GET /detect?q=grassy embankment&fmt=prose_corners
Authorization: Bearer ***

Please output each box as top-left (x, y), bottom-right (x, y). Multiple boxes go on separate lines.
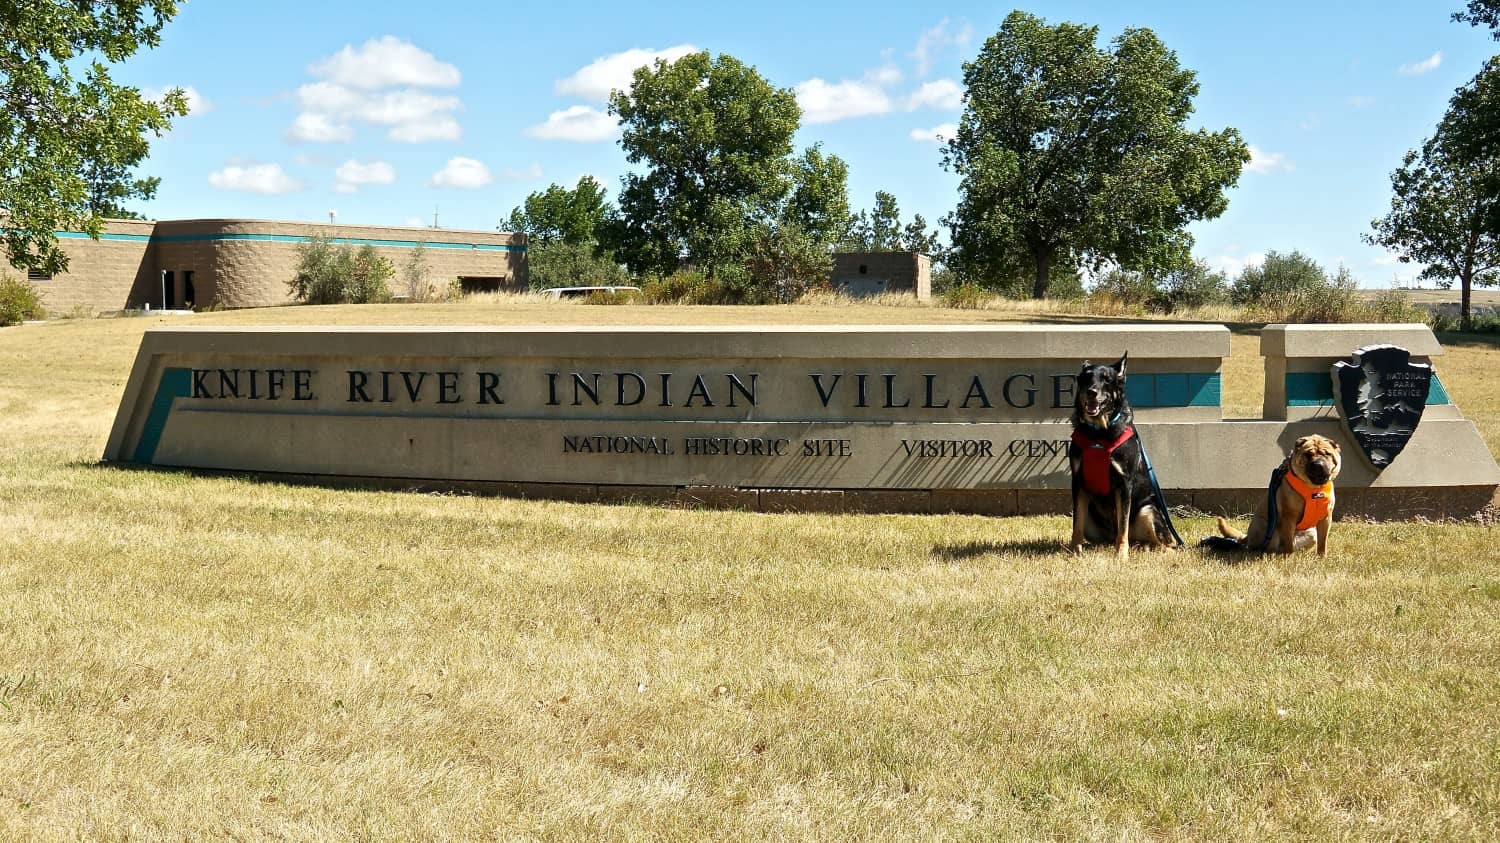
top-left (0, 299), bottom-right (1496, 839)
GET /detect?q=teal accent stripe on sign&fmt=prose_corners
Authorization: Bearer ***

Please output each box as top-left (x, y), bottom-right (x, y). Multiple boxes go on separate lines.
top-left (1124, 373), bottom-right (1221, 408)
top-left (54, 231), bottom-right (153, 242)
top-left (1285, 372), bottom-right (1451, 406)
top-left (134, 368), bottom-right (191, 464)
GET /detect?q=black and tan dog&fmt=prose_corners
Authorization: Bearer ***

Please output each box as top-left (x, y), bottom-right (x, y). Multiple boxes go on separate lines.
top-left (1209, 434), bottom-right (1342, 556)
top-left (1068, 354), bottom-right (1180, 559)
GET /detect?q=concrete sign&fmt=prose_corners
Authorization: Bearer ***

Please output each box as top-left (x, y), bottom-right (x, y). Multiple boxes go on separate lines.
top-left (104, 324), bottom-right (1500, 518)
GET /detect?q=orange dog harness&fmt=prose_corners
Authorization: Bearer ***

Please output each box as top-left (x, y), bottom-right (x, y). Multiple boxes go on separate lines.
top-left (1284, 472), bottom-right (1334, 530)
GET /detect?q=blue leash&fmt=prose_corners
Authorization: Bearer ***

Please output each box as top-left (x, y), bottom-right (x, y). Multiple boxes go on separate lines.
top-left (1135, 427), bottom-right (1186, 547)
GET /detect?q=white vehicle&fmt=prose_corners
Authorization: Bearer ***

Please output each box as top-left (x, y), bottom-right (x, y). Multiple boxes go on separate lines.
top-left (539, 285), bottom-right (642, 299)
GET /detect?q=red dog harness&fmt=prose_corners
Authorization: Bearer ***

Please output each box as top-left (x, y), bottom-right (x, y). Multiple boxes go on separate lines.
top-left (1284, 472), bottom-right (1334, 530)
top-left (1072, 426), bottom-right (1135, 496)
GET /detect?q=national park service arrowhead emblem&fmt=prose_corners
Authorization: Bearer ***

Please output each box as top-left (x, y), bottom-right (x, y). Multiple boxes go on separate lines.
top-left (1332, 344), bottom-right (1431, 470)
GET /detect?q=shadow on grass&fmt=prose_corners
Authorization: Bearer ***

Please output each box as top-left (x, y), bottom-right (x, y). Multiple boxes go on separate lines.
top-left (932, 539), bottom-right (1066, 560)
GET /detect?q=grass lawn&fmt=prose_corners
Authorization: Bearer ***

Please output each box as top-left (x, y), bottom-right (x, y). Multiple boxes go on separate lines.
top-left (1, 301), bottom-right (1497, 839)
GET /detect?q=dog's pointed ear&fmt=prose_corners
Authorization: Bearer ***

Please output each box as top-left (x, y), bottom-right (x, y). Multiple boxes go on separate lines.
top-left (1115, 352), bottom-right (1128, 378)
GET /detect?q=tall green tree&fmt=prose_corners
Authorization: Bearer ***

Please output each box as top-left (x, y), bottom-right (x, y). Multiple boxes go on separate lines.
top-left (2, 1), bottom-right (185, 273)
top-left (784, 145), bottom-right (851, 247)
top-left (1367, 68), bottom-right (1500, 331)
top-left (942, 11), bottom-right (1248, 299)
top-left (609, 50), bottom-right (846, 291)
top-left (1455, 0), bottom-right (1500, 36)
top-left (843, 191), bottom-right (942, 255)
top-left (504, 176), bottom-right (612, 246)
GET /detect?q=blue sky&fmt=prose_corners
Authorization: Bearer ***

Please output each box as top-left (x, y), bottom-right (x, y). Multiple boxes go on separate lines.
top-left (118, 1), bottom-right (1495, 286)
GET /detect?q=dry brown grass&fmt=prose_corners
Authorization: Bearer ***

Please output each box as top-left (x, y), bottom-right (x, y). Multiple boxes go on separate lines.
top-left (0, 301), bottom-right (1497, 839)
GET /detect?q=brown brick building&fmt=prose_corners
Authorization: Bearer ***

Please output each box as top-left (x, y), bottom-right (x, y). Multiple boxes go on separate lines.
top-left (30, 218), bottom-right (528, 312)
top-left (831, 252), bottom-right (931, 301)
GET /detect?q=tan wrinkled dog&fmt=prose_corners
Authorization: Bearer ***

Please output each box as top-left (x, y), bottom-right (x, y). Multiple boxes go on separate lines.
top-left (1216, 434), bottom-right (1343, 556)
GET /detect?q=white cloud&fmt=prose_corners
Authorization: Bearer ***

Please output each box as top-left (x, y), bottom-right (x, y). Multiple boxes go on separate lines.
top-left (798, 61), bottom-right (961, 124)
top-left (1245, 145), bottom-right (1293, 174)
top-left (1399, 51), bottom-right (1442, 76)
top-left (404, 216), bottom-right (426, 227)
top-left (909, 123), bottom-right (957, 143)
top-left (868, 62), bottom-right (903, 86)
top-left (296, 81), bottom-right (366, 114)
top-left (388, 117), bottom-right (462, 143)
top-left (1348, 95), bottom-right (1376, 107)
top-left (1373, 251), bottom-right (1404, 267)
top-left (796, 78), bottom-right (893, 124)
top-left (310, 36), bottom-right (461, 90)
top-left (145, 85), bottom-right (213, 114)
top-left (556, 45), bottom-right (699, 102)
top-left (906, 79), bottom-right (963, 111)
top-left (525, 105), bottom-right (619, 142)
top-left (286, 112), bottom-right (352, 143)
top-left (289, 39), bottom-right (464, 143)
top-left (208, 163), bottom-right (303, 194)
top-left (1211, 252), bottom-right (1265, 277)
top-left (333, 159), bottom-right (396, 194)
top-left (429, 157), bottom-right (493, 189)
top-left (911, 18), bottom-right (973, 77)
top-left (355, 89), bottom-right (463, 126)
top-left (499, 163), bottom-right (545, 181)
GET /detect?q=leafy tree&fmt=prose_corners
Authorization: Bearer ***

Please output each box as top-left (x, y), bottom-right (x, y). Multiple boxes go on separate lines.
top-left (609, 50), bottom-right (845, 294)
top-left (401, 241), bottom-right (432, 300)
top-left (504, 176), bottom-right (612, 246)
top-left (1366, 71), bottom-right (1500, 330)
top-left (784, 145), bottom-right (851, 247)
top-left (902, 214), bottom-right (942, 257)
top-left (1230, 250), bottom-right (1327, 305)
top-left (290, 236), bottom-right (393, 305)
top-left (1092, 259), bottom-right (1228, 312)
top-left (526, 242), bottom-right (631, 291)
top-left (2, 1), bottom-right (185, 273)
top-left (1455, 0), bottom-right (1500, 36)
top-left (843, 191), bottom-right (942, 255)
top-left (868, 191), bottom-right (903, 250)
top-left (942, 11), bottom-right (1248, 298)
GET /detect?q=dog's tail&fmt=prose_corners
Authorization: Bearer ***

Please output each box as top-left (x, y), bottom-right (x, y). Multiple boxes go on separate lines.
top-left (1199, 517), bottom-right (1250, 554)
top-left (1216, 516), bottom-right (1246, 541)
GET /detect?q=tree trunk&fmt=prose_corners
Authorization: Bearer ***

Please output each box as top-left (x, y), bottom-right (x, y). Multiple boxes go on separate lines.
top-left (1032, 251), bottom-right (1051, 300)
top-left (1462, 231), bottom-right (1477, 332)
top-left (1462, 271), bottom-right (1473, 332)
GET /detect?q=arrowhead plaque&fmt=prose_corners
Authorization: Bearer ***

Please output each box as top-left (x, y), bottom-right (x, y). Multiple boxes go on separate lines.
top-left (1332, 344), bottom-right (1431, 470)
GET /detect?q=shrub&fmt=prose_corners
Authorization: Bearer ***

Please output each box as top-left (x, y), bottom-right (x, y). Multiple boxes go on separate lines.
top-left (1231, 250), bottom-right (1326, 306)
top-left (527, 241), bottom-right (631, 291)
top-left (1280, 266), bottom-right (1361, 323)
top-left (0, 276), bottom-right (46, 325)
top-left (939, 282), bottom-right (988, 309)
top-left (1090, 261), bottom-right (1229, 313)
top-left (639, 270), bottom-right (743, 305)
top-left (1365, 288), bottom-right (1427, 324)
top-left (1088, 267), bottom-right (1157, 311)
top-left (1158, 260), bottom-right (1230, 310)
top-left (582, 289), bottom-right (640, 305)
top-left (289, 237), bottom-right (393, 304)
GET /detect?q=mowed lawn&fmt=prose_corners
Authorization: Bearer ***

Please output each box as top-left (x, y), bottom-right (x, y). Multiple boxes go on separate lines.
top-left (1, 302), bottom-right (1497, 840)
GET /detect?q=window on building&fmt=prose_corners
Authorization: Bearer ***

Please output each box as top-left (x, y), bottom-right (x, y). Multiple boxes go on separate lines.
top-left (27, 268), bottom-right (51, 282)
